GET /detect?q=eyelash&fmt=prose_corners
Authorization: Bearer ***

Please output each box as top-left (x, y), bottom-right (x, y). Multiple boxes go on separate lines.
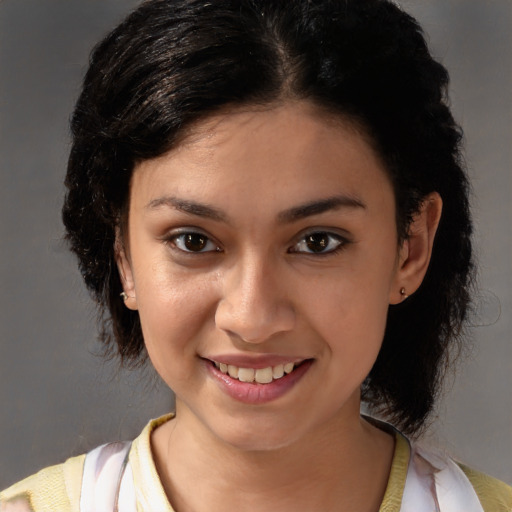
top-left (165, 230), bottom-right (221, 254)
top-left (289, 231), bottom-right (348, 256)
top-left (165, 230), bottom-right (349, 256)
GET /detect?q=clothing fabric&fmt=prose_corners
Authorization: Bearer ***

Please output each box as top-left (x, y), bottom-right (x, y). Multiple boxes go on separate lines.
top-left (1, 415), bottom-right (511, 512)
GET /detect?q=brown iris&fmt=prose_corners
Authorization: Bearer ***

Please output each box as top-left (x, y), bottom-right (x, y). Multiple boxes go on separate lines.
top-left (305, 232), bottom-right (329, 253)
top-left (184, 233), bottom-right (208, 251)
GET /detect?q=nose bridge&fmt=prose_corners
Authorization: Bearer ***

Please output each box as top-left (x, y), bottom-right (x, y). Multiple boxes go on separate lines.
top-left (215, 250), bottom-right (295, 342)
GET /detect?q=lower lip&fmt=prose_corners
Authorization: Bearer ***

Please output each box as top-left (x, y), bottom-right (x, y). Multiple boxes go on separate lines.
top-left (204, 359), bottom-right (313, 405)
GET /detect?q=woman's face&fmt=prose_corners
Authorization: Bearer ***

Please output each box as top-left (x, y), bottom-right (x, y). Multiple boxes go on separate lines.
top-left (120, 102), bottom-right (406, 451)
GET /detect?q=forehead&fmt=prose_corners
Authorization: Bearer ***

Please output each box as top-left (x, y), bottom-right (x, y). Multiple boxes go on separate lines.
top-left (176, 102), bottom-right (378, 160)
top-left (130, 102), bottom-right (394, 216)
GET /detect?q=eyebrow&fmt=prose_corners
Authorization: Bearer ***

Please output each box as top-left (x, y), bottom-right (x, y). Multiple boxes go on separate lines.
top-left (277, 195), bottom-right (366, 223)
top-left (145, 194), bottom-right (366, 224)
top-left (145, 196), bottom-right (228, 222)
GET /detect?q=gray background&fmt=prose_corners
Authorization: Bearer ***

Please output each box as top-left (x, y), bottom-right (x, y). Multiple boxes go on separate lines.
top-left (0, 0), bottom-right (511, 489)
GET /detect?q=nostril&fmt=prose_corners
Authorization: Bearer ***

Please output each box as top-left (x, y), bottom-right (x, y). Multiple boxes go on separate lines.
top-left (215, 291), bottom-right (296, 343)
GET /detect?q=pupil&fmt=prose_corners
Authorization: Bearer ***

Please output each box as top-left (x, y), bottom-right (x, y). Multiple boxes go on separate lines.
top-left (306, 233), bottom-right (328, 252)
top-left (184, 233), bottom-right (206, 251)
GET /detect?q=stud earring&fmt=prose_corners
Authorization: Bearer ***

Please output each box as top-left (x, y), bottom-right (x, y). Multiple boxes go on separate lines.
top-left (400, 287), bottom-right (409, 300)
top-left (120, 292), bottom-right (129, 301)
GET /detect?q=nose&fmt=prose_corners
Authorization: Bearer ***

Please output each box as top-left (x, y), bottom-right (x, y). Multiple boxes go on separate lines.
top-left (215, 256), bottom-right (296, 343)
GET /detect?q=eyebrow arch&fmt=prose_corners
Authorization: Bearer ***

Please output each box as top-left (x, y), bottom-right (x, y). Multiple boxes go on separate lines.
top-left (145, 196), bottom-right (228, 223)
top-left (278, 195), bottom-right (366, 223)
top-left (145, 194), bottom-right (366, 224)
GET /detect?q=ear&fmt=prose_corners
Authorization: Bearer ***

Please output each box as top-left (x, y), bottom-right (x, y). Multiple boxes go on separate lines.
top-left (389, 192), bottom-right (443, 304)
top-left (115, 228), bottom-right (138, 311)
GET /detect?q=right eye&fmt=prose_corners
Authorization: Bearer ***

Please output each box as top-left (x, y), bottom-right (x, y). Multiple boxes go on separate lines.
top-left (170, 232), bottom-right (220, 253)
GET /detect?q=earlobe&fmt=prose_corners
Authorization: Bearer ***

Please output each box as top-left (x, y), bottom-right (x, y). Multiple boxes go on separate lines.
top-left (115, 230), bottom-right (138, 311)
top-left (390, 192), bottom-right (443, 304)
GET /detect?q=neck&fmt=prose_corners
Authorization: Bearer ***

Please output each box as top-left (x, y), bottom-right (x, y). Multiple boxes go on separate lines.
top-left (151, 399), bottom-right (395, 512)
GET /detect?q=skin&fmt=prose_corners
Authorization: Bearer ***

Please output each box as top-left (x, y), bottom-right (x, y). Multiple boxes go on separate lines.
top-left (117, 101), bottom-right (442, 512)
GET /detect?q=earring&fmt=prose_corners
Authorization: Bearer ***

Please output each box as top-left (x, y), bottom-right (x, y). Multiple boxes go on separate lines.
top-left (120, 292), bottom-right (129, 301)
top-left (400, 287), bottom-right (409, 300)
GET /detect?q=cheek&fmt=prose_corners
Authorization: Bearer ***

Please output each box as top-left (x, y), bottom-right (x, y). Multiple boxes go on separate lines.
top-left (298, 257), bottom-right (394, 357)
top-left (132, 260), bottom-right (219, 364)
top-left (311, 288), bottom-right (389, 402)
top-left (307, 287), bottom-right (389, 350)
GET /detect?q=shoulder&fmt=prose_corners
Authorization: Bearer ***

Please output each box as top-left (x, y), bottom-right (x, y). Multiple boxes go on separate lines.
top-left (0, 415), bottom-right (172, 512)
top-left (0, 454), bottom-right (84, 512)
top-left (413, 441), bottom-right (512, 512)
top-left (458, 463), bottom-right (512, 512)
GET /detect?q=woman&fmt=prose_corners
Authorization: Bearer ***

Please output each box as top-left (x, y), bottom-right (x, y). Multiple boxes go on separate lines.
top-left (1, 0), bottom-right (511, 510)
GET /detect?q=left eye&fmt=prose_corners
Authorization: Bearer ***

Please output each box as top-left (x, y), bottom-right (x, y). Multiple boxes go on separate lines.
top-left (291, 232), bottom-right (345, 254)
top-left (171, 232), bottom-right (219, 253)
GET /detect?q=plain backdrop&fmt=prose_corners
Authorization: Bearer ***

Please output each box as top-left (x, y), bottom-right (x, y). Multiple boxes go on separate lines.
top-left (1, 0), bottom-right (511, 489)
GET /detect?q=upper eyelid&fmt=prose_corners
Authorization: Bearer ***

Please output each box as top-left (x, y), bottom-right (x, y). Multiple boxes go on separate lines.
top-left (292, 227), bottom-right (352, 243)
top-left (163, 228), bottom-right (222, 251)
top-left (162, 226), bottom-right (216, 241)
top-left (288, 231), bottom-right (350, 255)
top-left (295, 232), bottom-right (346, 244)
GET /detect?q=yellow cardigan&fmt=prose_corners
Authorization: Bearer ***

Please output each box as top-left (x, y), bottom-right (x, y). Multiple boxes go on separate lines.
top-left (2, 416), bottom-right (511, 512)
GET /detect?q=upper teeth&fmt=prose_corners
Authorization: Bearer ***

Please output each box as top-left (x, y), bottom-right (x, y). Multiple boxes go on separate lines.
top-left (214, 361), bottom-right (296, 384)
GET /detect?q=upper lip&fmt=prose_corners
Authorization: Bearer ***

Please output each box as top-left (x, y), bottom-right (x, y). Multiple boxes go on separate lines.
top-left (203, 354), bottom-right (310, 369)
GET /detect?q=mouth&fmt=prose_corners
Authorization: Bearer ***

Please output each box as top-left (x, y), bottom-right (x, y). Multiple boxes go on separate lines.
top-left (204, 357), bottom-right (314, 404)
top-left (211, 360), bottom-right (306, 385)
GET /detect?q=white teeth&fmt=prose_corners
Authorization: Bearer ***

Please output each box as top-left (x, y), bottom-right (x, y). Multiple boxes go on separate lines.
top-left (284, 362), bottom-right (294, 374)
top-left (255, 367), bottom-right (273, 384)
top-left (214, 360), bottom-right (299, 384)
top-left (272, 364), bottom-right (284, 379)
top-left (238, 367), bottom-right (255, 383)
top-left (227, 365), bottom-right (239, 378)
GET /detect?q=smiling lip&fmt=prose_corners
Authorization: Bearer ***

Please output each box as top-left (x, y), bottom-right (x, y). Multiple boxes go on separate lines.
top-left (203, 356), bottom-right (313, 404)
top-left (205, 354), bottom-right (307, 369)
